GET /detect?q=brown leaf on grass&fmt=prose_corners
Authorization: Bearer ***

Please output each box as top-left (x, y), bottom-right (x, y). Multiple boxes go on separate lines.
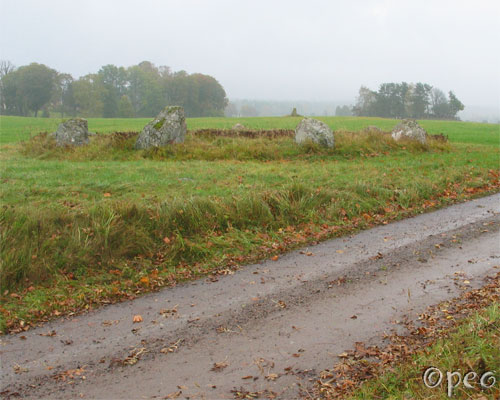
top-left (163, 237), bottom-right (171, 244)
top-left (103, 192), bottom-right (111, 197)
top-left (132, 315), bottom-right (143, 323)
top-left (362, 213), bottom-right (373, 221)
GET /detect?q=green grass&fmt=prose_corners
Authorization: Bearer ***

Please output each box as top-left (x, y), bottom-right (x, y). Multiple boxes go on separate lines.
top-left (1, 115), bottom-right (499, 145)
top-left (0, 116), bottom-right (499, 333)
top-left (349, 304), bottom-right (500, 399)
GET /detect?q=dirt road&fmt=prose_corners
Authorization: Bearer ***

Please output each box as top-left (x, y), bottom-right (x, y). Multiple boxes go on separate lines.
top-left (2, 194), bottom-right (499, 399)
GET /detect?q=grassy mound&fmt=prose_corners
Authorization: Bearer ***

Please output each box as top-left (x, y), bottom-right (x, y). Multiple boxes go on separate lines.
top-left (20, 128), bottom-right (449, 161)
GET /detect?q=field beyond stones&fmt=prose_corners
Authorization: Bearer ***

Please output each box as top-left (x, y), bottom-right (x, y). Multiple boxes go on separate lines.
top-left (1, 115), bottom-right (499, 333)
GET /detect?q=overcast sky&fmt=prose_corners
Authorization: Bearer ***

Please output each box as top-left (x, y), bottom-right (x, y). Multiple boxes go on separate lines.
top-left (1, 0), bottom-right (499, 108)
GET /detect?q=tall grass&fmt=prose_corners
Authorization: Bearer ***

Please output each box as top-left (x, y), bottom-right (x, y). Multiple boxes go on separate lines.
top-left (20, 129), bottom-right (449, 161)
top-left (0, 183), bottom-right (331, 288)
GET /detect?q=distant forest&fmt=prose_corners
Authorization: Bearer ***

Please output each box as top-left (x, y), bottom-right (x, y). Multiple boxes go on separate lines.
top-left (352, 82), bottom-right (464, 120)
top-left (0, 60), bottom-right (467, 121)
top-left (225, 83), bottom-right (465, 120)
top-left (0, 60), bottom-right (228, 118)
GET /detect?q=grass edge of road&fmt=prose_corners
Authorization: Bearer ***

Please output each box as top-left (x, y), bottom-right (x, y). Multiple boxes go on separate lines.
top-left (1, 183), bottom-right (499, 335)
top-left (314, 274), bottom-right (500, 400)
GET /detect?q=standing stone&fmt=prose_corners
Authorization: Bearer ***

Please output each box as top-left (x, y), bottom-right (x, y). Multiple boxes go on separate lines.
top-left (391, 119), bottom-right (427, 144)
top-left (54, 118), bottom-right (90, 146)
top-left (135, 106), bottom-right (186, 149)
top-left (295, 118), bottom-right (334, 148)
top-left (232, 123), bottom-right (245, 130)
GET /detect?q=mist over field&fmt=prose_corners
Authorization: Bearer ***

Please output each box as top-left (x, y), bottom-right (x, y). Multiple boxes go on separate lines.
top-left (1, 0), bottom-right (499, 122)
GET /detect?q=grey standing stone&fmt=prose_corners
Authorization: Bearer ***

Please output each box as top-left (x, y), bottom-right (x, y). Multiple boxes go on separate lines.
top-left (232, 123), bottom-right (245, 130)
top-left (135, 106), bottom-right (186, 149)
top-left (54, 118), bottom-right (90, 146)
top-left (295, 118), bottom-right (334, 148)
top-left (391, 119), bottom-right (427, 144)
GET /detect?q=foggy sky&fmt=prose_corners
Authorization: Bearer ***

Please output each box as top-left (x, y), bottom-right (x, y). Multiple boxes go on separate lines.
top-left (1, 0), bottom-right (499, 108)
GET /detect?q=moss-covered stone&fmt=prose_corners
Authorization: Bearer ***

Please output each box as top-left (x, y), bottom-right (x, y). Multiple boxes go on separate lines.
top-left (166, 106), bottom-right (182, 114)
top-left (154, 118), bottom-right (166, 130)
top-left (135, 106), bottom-right (186, 149)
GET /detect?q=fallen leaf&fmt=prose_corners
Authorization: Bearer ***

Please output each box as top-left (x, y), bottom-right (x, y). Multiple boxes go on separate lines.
top-left (266, 373), bottom-right (279, 381)
top-left (271, 255), bottom-right (279, 261)
top-left (160, 339), bottom-right (182, 354)
top-left (101, 320), bottom-right (119, 326)
top-left (40, 330), bottom-right (57, 337)
top-left (211, 360), bottom-right (229, 372)
top-left (163, 237), bottom-right (171, 244)
top-left (122, 347), bottom-right (147, 365)
top-left (103, 192), bottom-right (111, 197)
top-left (277, 300), bottom-right (287, 309)
top-left (132, 315), bottom-right (143, 323)
top-left (13, 364), bottom-right (29, 374)
top-left (164, 391), bottom-right (181, 399)
top-left (336, 249), bottom-right (344, 254)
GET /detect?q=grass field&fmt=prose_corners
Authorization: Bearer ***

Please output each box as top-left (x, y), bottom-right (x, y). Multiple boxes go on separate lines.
top-left (1, 115), bottom-right (499, 145)
top-left (0, 115), bottom-right (499, 333)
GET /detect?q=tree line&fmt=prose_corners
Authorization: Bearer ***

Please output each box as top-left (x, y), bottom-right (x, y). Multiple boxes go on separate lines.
top-left (0, 60), bottom-right (228, 118)
top-left (352, 82), bottom-right (464, 120)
